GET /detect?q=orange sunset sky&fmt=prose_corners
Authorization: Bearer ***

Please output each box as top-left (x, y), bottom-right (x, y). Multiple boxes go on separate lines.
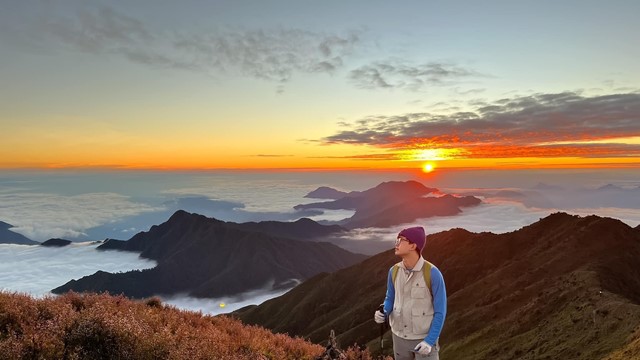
top-left (1, 1), bottom-right (639, 171)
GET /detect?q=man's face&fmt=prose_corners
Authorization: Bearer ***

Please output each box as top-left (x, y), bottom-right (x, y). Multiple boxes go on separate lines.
top-left (394, 235), bottom-right (415, 257)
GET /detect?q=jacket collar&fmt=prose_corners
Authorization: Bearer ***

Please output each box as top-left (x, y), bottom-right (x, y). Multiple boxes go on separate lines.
top-left (398, 256), bottom-right (425, 272)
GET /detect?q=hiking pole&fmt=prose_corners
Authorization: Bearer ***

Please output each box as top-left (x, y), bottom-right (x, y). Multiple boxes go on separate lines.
top-left (377, 304), bottom-right (385, 349)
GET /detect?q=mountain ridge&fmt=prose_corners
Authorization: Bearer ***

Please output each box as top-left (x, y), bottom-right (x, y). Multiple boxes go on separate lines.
top-left (52, 211), bottom-right (366, 299)
top-left (296, 181), bottom-right (481, 229)
top-left (235, 212), bottom-right (640, 359)
top-left (41, 238), bottom-right (72, 247)
top-left (0, 220), bottom-right (39, 245)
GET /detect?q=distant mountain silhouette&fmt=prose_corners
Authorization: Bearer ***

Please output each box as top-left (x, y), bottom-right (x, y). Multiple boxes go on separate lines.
top-left (304, 186), bottom-right (349, 200)
top-left (41, 238), bottom-right (72, 247)
top-left (52, 211), bottom-right (365, 299)
top-left (97, 214), bottom-right (346, 253)
top-left (597, 183), bottom-right (625, 191)
top-left (0, 221), bottom-right (38, 245)
top-left (532, 182), bottom-right (564, 191)
top-left (494, 190), bottom-right (526, 198)
top-left (83, 195), bottom-right (324, 241)
top-left (235, 212), bottom-right (640, 359)
top-left (296, 181), bottom-right (481, 228)
top-left (457, 183), bottom-right (640, 210)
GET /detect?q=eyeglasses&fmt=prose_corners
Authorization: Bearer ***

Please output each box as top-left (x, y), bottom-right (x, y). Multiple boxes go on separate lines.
top-left (395, 237), bottom-right (411, 247)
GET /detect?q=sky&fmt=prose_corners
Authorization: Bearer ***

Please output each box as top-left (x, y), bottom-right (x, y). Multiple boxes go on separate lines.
top-left (1, 0), bottom-right (640, 170)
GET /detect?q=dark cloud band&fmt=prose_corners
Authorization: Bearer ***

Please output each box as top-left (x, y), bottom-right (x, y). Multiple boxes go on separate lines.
top-left (322, 91), bottom-right (640, 158)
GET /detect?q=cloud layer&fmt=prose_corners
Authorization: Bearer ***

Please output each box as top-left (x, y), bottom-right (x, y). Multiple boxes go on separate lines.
top-left (34, 5), bottom-right (361, 84)
top-left (160, 284), bottom-right (296, 316)
top-left (4, 4), bottom-right (490, 94)
top-left (0, 192), bottom-right (160, 241)
top-left (3, 173), bottom-right (640, 316)
top-left (0, 242), bottom-right (155, 296)
top-left (349, 60), bottom-right (483, 91)
top-left (0, 241), bottom-right (294, 315)
top-left (323, 91), bottom-right (640, 158)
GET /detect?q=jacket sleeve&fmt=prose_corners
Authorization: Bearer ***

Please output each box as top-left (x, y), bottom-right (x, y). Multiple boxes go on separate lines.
top-left (382, 267), bottom-right (395, 316)
top-left (425, 266), bottom-right (447, 346)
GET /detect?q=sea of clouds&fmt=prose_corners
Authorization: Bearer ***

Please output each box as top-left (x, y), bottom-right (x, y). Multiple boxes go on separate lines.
top-left (1, 169), bottom-right (639, 314)
top-left (0, 242), bottom-right (156, 296)
top-left (0, 242), bottom-right (294, 315)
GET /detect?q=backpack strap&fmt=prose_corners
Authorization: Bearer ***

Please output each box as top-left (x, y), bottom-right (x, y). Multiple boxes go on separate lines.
top-left (423, 260), bottom-right (433, 291)
top-left (391, 264), bottom-right (400, 284)
top-left (392, 261), bottom-right (433, 291)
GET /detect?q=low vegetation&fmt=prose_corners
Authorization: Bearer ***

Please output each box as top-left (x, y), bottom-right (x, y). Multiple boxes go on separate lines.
top-left (0, 291), bottom-right (383, 359)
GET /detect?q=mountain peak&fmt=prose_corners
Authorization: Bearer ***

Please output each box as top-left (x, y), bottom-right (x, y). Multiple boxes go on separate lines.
top-left (532, 182), bottom-right (563, 190)
top-left (41, 238), bottom-right (72, 247)
top-left (368, 180), bottom-right (435, 194)
top-left (293, 217), bottom-right (319, 225)
top-left (58, 212), bottom-right (363, 299)
top-left (166, 209), bottom-right (225, 225)
top-left (304, 186), bottom-right (348, 200)
top-left (0, 220), bottom-right (38, 245)
top-left (522, 211), bottom-right (581, 230)
top-left (296, 180), bottom-right (474, 229)
top-left (597, 183), bottom-right (623, 191)
top-left (532, 211), bottom-right (630, 231)
top-left (167, 209), bottom-right (194, 221)
top-left (540, 211), bottom-right (580, 222)
top-left (237, 212), bottom-right (640, 359)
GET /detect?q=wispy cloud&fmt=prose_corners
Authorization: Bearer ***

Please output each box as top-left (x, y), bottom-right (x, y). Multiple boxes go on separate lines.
top-left (322, 91), bottom-right (640, 158)
top-left (170, 28), bottom-right (360, 82)
top-left (307, 153), bottom-right (403, 161)
top-left (348, 60), bottom-right (485, 91)
top-left (161, 283), bottom-right (295, 316)
top-left (29, 5), bottom-right (361, 86)
top-left (252, 154), bottom-right (294, 158)
top-left (0, 192), bottom-right (160, 240)
top-left (452, 87), bottom-right (486, 96)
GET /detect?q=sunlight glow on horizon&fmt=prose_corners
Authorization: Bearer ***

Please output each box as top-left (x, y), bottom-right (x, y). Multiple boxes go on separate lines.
top-left (2, 155), bottom-right (639, 172)
top-left (402, 148), bottom-right (464, 162)
top-left (537, 136), bottom-right (640, 146)
top-left (2, 2), bottom-right (639, 173)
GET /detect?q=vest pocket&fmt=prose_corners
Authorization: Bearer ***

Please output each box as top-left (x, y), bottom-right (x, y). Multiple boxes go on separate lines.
top-left (411, 287), bottom-right (427, 299)
top-left (411, 307), bottom-right (431, 335)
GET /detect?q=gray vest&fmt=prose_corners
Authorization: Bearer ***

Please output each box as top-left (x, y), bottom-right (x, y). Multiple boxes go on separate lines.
top-left (389, 258), bottom-right (434, 340)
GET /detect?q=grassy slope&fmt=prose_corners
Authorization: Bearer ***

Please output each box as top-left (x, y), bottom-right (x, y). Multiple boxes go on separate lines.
top-left (236, 213), bottom-right (640, 360)
top-left (0, 291), bottom-right (326, 360)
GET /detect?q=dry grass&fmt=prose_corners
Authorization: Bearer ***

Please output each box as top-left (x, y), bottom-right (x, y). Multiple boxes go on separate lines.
top-left (0, 291), bottom-right (380, 360)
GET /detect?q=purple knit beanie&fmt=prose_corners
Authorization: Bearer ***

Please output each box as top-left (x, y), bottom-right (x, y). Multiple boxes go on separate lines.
top-left (398, 226), bottom-right (426, 254)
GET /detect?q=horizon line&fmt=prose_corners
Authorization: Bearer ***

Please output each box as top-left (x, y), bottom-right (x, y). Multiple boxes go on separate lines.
top-left (1, 163), bottom-right (640, 173)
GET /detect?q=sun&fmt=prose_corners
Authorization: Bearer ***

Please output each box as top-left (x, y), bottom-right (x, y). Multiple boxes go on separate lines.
top-left (422, 163), bottom-right (435, 173)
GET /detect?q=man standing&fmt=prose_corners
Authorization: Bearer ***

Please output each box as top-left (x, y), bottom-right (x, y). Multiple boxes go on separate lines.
top-left (374, 226), bottom-right (447, 359)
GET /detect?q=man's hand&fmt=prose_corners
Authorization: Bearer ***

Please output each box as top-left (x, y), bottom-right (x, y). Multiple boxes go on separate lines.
top-left (414, 341), bottom-right (432, 355)
top-left (374, 310), bottom-right (386, 324)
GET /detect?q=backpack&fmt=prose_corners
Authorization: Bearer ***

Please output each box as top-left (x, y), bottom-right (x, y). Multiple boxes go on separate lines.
top-left (391, 261), bottom-right (434, 298)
